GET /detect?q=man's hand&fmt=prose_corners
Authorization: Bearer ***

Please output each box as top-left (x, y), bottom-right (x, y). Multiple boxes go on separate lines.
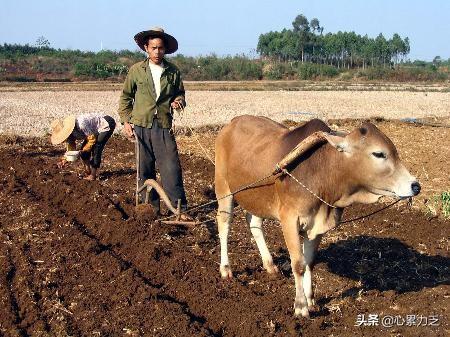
top-left (122, 122), bottom-right (134, 139)
top-left (171, 99), bottom-right (184, 111)
top-left (57, 159), bottom-right (67, 169)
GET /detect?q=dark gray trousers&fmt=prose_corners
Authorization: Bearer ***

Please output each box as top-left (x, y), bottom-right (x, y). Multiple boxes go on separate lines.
top-left (134, 122), bottom-right (187, 212)
top-left (80, 116), bottom-right (116, 168)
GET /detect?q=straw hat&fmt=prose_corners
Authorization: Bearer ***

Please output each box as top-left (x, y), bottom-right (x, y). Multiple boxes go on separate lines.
top-left (134, 27), bottom-right (178, 54)
top-left (50, 116), bottom-right (75, 145)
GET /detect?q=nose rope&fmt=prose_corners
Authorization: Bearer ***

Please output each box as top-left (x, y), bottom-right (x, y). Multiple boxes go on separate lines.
top-left (339, 198), bottom-right (404, 224)
top-left (280, 166), bottom-right (407, 223)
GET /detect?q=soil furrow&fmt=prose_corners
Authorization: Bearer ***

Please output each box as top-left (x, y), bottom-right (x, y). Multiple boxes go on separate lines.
top-left (69, 217), bottom-right (221, 336)
top-left (1, 154), bottom-right (218, 336)
top-left (0, 192), bottom-right (83, 335)
top-left (4, 248), bottom-right (29, 337)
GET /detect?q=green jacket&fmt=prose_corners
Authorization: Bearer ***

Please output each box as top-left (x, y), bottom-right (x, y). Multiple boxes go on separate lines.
top-left (118, 58), bottom-right (186, 129)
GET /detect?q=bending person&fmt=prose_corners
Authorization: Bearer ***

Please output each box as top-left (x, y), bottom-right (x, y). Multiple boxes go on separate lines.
top-left (50, 113), bottom-right (116, 180)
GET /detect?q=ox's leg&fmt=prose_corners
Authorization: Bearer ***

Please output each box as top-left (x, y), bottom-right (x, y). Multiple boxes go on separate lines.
top-left (302, 235), bottom-right (322, 309)
top-left (217, 194), bottom-right (234, 279)
top-left (246, 213), bottom-right (278, 274)
top-left (280, 215), bottom-right (309, 317)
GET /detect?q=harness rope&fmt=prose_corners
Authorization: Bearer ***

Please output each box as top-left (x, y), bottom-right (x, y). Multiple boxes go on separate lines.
top-left (280, 167), bottom-right (338, 209)
top-left (172, 104), bottom-right (215, 165)
top-left (157, 170), bottom-right (277, 222)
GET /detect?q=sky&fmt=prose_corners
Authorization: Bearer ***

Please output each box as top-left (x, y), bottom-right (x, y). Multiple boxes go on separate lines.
top-left (1, 0), bottom-right (449, 61)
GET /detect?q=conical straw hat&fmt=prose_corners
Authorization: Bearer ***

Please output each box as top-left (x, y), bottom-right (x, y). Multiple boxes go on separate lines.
top-left (50, 116), bottom-right (75, 145)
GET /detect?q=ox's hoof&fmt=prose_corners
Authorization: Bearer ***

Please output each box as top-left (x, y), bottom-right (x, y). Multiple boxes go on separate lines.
top-left (264, 262), bottom-right (279, 275)
top-left (294, 306), bottom-right (310, 318)
top-left (307, 298), bottom-right (316, 310)
top-left (220, 265), bottom-right (233, 279)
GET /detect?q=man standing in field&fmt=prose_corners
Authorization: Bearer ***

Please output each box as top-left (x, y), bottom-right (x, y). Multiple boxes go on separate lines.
top-left (118, 27), bottom-right (188, 217)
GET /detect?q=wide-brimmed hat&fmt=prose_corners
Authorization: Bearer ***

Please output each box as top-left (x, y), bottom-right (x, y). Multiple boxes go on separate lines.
top-left (50, 116), bottom-right (75, 145)
top-left (134, 27), bottom-right (178, 54)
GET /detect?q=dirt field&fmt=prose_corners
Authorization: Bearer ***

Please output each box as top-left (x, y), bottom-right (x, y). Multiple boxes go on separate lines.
top-left (0, 117), bottom-right (448, 336)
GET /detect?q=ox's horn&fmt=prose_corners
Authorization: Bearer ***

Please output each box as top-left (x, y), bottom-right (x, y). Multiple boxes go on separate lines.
top-left (273, 131), bottom-right (335, 175)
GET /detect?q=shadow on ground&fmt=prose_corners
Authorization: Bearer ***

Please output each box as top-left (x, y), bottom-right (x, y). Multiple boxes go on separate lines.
top-left (317, 235), bottom-right (449, 295)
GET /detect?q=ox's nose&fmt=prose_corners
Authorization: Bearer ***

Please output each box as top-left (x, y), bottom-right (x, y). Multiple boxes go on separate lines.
top-left (411, 182), bottom-right (421, 196)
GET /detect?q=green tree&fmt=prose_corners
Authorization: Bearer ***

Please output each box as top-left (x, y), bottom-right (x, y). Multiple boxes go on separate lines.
top-left (310, 18), bottom-right (320, 34)
top-left (402, 37), bottom-right (410, 62)
top-left (389, 33), bottom-right (404, 66)
top-left (258, 14), bottom-right (411, 70)
top-left (309, 18), bottom-right (321, 63)
top-left (35, 36), bottom-right (50, 49)
top-left (374, 33), bottom-right (389, 67)
top-left (292, 14), bottom-right (310, 62)
top-left (432, 56), bottom-right (442, 66)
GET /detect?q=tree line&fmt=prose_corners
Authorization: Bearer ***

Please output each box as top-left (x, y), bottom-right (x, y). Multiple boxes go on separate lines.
top-left (257, 14), bottom-right (410, 69)
top-left (0, 43), bottom-right (263, 81)
top-left (0, 28), bottom-right (448, 82)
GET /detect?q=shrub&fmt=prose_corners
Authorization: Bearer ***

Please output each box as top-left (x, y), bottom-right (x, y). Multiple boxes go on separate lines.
top-left (297, 63), bottom-right (339, 80)
top-left (74, 62), bottom-right (128, 78)
top-left (439, 191), bottom-right (450, 218)
top-left (229, 57), bottom-right (263, 80)
top-left (171, 54), bottom-right (263, 81)
top-left (357, 67), bottom-right (390, 80)
top-left (340, 72), bottom-right (354, 81)
top-left (263, 62), bottom-right (295, 80)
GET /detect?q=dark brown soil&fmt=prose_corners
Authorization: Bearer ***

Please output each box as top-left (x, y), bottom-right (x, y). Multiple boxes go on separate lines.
top-left (0, 126), bottom-right (448, 337)
top-left (134, 204), bottom-right (157, 224)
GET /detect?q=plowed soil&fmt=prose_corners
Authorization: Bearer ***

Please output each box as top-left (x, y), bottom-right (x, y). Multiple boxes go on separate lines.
top-left (0, 120), bottom-right (448, 337)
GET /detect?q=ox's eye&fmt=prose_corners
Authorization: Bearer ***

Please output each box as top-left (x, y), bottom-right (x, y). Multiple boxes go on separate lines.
top-left (372, 151), bottom-right (387, 159)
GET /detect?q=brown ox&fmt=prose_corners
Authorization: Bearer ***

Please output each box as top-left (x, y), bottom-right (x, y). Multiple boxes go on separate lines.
top-left (215, 115), bottom-right (420, 317)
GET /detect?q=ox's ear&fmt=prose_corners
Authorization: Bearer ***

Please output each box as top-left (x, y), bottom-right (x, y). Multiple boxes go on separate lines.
top-left (324, 132), bottom-right (349, 153)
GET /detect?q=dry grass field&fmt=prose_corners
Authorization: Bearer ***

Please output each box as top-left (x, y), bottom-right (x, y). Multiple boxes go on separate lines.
top-left (1, 81), bottom-right (450, 136)
top-left (0, 82), bottom-right (448, 336)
